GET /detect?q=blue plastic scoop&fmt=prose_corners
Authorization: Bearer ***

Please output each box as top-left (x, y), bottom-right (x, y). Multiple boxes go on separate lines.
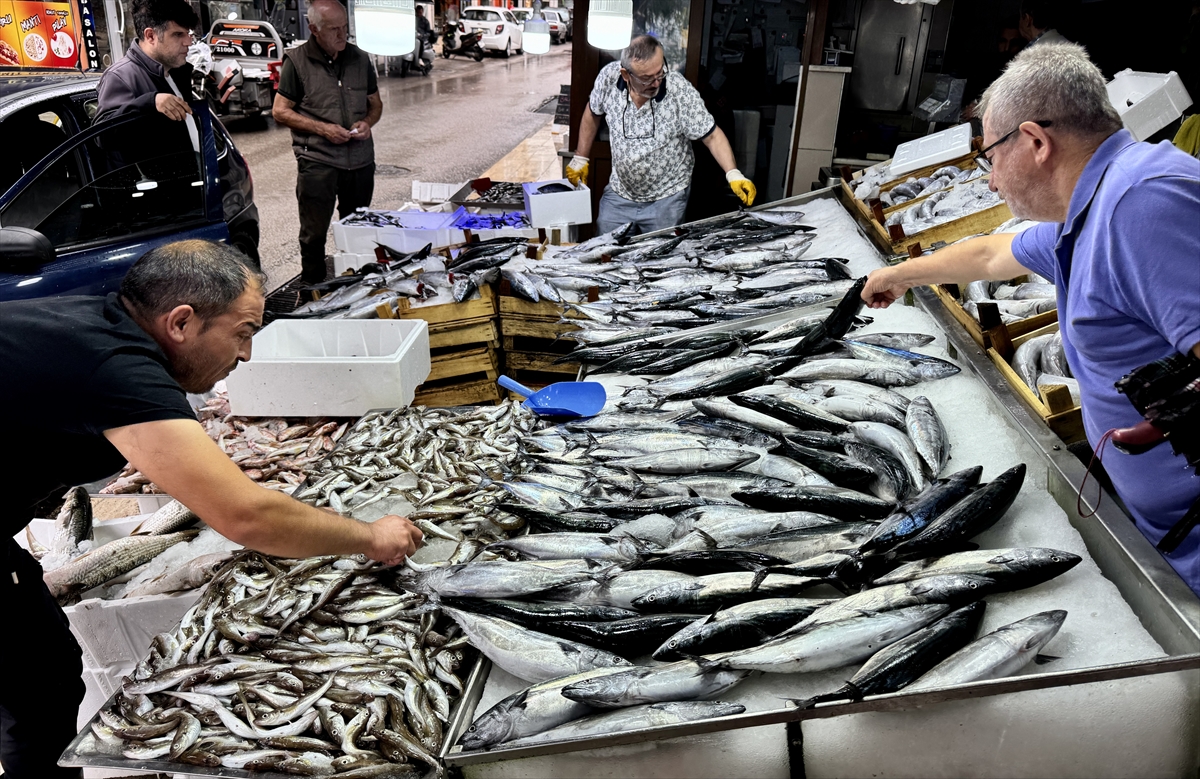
top-left (497, 375), bottom-right (607, 419)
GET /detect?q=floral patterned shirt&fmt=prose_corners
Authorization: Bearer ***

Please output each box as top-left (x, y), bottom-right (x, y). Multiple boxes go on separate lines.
top-left (589, 61), bottom-right (716, 202)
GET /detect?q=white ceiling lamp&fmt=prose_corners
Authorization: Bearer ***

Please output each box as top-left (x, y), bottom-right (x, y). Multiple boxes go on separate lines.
top-left (524, 0), bottom-right (550, 55)
top-left (588, 0), bottom-right (632, 51)
top-left (353, 0), bottom-right (416, 56)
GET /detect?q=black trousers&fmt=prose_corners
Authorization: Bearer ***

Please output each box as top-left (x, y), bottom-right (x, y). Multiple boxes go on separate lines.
top-left (297, 158), bottom-right (376, 283)
top-left (0, 539), bottom-right (84, 779)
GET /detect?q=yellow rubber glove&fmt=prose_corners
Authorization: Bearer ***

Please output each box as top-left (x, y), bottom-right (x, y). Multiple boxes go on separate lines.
top-left (566, 155), bottom-right (590, 186)
top-left (726, 169), bottom-right (756, 206)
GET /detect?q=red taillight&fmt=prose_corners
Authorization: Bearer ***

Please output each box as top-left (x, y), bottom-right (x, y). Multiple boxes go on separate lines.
top-left (495, 24), bottom-right (504, 34)
top-left (458, 21), bottom-right (465, 32)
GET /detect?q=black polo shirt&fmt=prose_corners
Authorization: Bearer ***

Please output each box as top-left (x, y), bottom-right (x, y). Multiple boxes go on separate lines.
top-left (0, 293), bottom-right (195, 536)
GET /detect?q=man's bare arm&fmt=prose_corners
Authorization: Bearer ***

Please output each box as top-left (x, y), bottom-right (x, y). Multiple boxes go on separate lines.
top-left (272, 93), bottom-right (352, 144)
top-left (575, 105), bottom-right (600, 159)
top-left (365, 92), bottom-right (382, 126)
top-left (861, 233), bottom-right (1029, 308)
top-left (700, 126), bottom-right (738, 173)
top-left (105, 419), bottom-right (421, 562)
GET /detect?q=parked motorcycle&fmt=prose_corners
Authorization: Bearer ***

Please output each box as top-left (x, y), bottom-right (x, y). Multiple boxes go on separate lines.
top-left (441, 21), bottom-right (485, 61)
top-left (399, 30), bottom-right (435, 76)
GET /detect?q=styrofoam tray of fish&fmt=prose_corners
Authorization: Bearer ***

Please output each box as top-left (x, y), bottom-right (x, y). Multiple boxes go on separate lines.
top-left (440, 194), bottom-right (1197, 778)
top-left (18, 507), bottom-right (239, 669)
top-left (333, 207), bottom-right (468, 254)
top-left (224, 319), bottom-right (431, 417)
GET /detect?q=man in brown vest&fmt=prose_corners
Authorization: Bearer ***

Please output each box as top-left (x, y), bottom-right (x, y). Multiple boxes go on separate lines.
top-left (273, 0), bottom-right (382, 283)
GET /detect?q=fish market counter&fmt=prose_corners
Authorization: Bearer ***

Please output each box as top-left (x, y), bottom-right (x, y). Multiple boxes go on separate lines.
top-left (445, 189), bottom-right (1200, 779)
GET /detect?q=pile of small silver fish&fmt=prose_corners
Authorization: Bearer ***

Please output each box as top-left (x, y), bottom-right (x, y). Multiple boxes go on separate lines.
top-left (85, 550), bottom-right (465, 777)
top-left (295, 402), bottom-right (539, 547)
top-left (102, 390), bottom-right (352, 493)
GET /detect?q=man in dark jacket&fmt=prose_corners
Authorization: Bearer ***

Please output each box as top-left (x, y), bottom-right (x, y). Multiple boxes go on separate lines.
top-left (272, 0), bottom-right (382, 283)
top-left (95, 0), bottom-right (199, 152)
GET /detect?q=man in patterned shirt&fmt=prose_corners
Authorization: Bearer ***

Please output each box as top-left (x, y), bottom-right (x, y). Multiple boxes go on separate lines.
top-left (568, 35), bottom-right (756, 235)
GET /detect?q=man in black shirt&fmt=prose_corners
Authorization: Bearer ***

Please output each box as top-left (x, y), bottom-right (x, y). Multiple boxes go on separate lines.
top-left (272, 0), bottom-right (382, 283)
top-left (0, 240), bottom-right (422, 778)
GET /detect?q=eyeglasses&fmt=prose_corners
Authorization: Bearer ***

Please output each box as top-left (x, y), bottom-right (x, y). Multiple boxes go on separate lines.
top-left (623, 64), bottom-right (668, 89)
top-left (975, 120), bottom-right (1052, 171)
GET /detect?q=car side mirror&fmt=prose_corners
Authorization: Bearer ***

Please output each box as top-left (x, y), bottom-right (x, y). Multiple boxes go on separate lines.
top-left (0, 226), bottom-right (56, 271)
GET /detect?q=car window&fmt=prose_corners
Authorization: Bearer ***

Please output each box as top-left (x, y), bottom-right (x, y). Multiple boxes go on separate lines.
top-left (463, 9), bottom-right (500, 21)
top-left (502, 11), bottom-right (515, 23)
top-left (1, 113), bottom-right (205, 249)
top-left (0, 108), bottom-right (73, 198)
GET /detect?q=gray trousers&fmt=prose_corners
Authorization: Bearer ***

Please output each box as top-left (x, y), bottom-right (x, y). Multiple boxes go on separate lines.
top-left (597, 185), bottom-right (690, 237)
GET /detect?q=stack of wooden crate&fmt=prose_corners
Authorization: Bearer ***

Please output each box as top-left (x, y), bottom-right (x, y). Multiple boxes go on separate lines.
top-left (381, 285), bottom-right (504, 406)
top-left (498, 293), bottom-right (584, 395)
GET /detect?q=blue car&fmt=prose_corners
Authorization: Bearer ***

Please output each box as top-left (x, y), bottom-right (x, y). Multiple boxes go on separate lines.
top-left (0, 71), bottom-right (259, 301)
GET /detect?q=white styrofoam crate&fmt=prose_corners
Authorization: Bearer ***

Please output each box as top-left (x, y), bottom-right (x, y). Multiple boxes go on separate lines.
top-left (412, 180), bottom-right (464, 203)
top-left (890, 122), bottom-right (972, 177)
top-left (16, 517), bottom-right (204, 669)
top-left (333, 208), bottom-right (468, 254)
top-left (79, 663), bottom-right (135, 731)
top-left (522, 180), bottom-right (593, 227)
top-left (333, 251), bottom-right (379, 275)
top-left (1107, 69), bottom-right (1193, 141)
top-left (225, 319), bottom-right (431, 417)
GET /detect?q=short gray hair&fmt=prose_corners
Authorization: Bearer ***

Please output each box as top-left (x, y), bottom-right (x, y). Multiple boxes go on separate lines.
top-left (979, 42), bottom-right (1122, 139)
top-left (307, 0), bottom-right (345, 29)
top-left (121, 240), bottom-right (266, 322)
top-left (620, 35), bottom-right (664, 72)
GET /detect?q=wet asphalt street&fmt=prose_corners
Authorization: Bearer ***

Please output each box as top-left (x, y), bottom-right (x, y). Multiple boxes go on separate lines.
top-left (224, 42), bottom-right (573, 291)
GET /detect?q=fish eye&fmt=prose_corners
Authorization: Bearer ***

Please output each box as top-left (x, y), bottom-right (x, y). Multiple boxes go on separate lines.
top-left (1051, 555), bottom-right (1060, 562)
top-left (468, 726), bottom-right (476, 732)
top-left (969, 582), bottom-right (977, 589)
top-left (668, 640), bottom-right (677, 647)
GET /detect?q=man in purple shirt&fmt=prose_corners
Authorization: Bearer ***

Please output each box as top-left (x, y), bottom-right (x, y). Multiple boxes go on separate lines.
top-left (861, 43), bottom-right (1200, 594)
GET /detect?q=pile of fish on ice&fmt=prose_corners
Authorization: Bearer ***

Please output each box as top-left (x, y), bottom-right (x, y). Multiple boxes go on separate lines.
top-left (78, 403), bottom-right (542, 776)
top-left (420, 270), bottom-right (1081, 753)
top-left (884, 176), bottom-right (1003, 237)
top-left (852, 163), bottom-right (986, 206)
top-left (102, 387), bottom-right (353, 494)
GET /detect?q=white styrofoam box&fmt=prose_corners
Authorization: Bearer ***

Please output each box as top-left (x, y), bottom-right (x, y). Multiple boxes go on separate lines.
top-left (1107, 69), bottom-right (1193, 141)
top-left (522, 180), bottom-right (592, 227)
top-left (332, 207), bottom-right (468, 254)
top-left (225, 319), bottom-right (431, 417)
top-left (468, 226), bottom-right (542, 241)
top-left (333, 250), bottom-right (378, 276)
top-left (890, 122), bottom-right (972, 177)
top-left (412, 180), bottom-right (464, 203)
top-left (16, 517), bottom-right (203, 670)
top-left (79, 663), bottom-right (135, 731)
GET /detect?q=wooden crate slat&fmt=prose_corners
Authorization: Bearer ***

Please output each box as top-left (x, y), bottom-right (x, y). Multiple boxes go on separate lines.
top-left (429, 319), bottom-right (500, 350)
top-left (506, 351), bottom-right (580, 374)
top-left (397, 284), bottom-right (498, 325)
top-left (426, 346), bottom-right (499, 383)
top-left (415, 378), bottom-right (503, 408)
top-left (501, 317), bottom-right (581, 340)
top-left (499, 295), bottom-right (583, 319)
